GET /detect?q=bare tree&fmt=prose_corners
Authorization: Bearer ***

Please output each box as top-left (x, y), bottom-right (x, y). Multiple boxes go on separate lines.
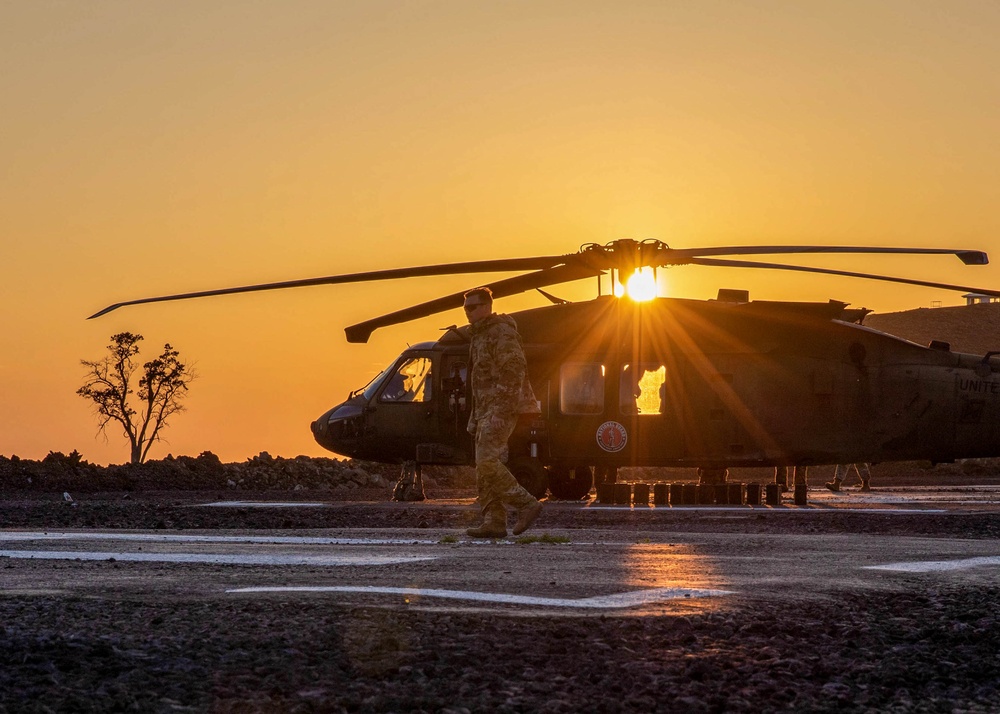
top-left (78, 332), bottom-right (196, 464)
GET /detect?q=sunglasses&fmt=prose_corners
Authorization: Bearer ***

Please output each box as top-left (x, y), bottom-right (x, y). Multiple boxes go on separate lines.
top-left (463, 302), bottom-right (488, 312)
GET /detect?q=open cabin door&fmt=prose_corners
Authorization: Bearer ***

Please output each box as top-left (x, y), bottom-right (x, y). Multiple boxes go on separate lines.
top-left (433, 350), bottom-right (473, 463)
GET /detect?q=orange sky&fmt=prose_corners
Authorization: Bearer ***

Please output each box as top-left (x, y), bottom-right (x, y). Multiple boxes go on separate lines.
top-left (2, 1), bottom-right (999, 465)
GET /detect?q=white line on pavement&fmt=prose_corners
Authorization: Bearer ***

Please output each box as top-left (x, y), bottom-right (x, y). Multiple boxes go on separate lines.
top-left (864, 556), bottom-right (1000, 573)
top-left (0, 550), bottom-right (435, 566)
top-left (226, 585), bottom-right (733, 608)
top-left (0, 532), bottom-right (440, 545)
top-left (198, 502), bottom-right (329, 508)
top-left (588, 506), bottom-right (945, 513)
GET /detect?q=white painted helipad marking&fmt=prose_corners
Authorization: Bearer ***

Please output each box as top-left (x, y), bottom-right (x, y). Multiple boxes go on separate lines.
top-left (227, 585), bottom-right (732, 608)
top-left (0, 550), bottom-right (434, 566)
top-left (864, 556), bottom-right (1000, 573)
top-left (0, 532), bottom-right (439, 546)
top-left (818, 507), bottom-right (946, 513)
top-left (0, 532), bottom-right (649, 548)
top-left (199, 502), bottom-right (328, 508)
top-left (589, 505), bottom-right (943, 514)
top-left (812, 485), bottom-right (1000, 506)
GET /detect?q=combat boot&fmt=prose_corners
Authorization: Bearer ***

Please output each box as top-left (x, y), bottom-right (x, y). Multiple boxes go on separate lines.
top-left (825, 480), bottom-right (841, 492)
top-left (860, 480), bottom-right (871, 492)
top-left (512, 500), bottom-right (543, 536)
top-left (466, 521), bottom-right (507, 538)
top-left (466, 503), bottom-right (507, 538)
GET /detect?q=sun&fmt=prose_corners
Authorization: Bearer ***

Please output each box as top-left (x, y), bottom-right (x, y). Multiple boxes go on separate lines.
top-left (614, 268), bottom-right (659, 301)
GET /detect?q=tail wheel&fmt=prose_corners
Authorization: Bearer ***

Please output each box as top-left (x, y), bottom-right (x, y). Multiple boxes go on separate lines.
top-left (508, 456), bottom-right (549, 500)
top-left (548, 464), bottom-right (594, 501)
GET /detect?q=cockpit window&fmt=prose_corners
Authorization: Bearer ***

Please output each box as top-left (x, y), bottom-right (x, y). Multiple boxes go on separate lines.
top-left (560, 362), bottom-right (605, 415)
top-left (359, 363), bottom-right (394, 400)
top-left (380, 356), bottom-right (433, 403)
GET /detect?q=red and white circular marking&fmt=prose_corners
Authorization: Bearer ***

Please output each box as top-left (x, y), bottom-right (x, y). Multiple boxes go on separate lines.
top-left (596, 421), bottom-right (628, 452)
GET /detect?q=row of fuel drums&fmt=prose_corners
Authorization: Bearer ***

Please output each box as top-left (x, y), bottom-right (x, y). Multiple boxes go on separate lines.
top-left (595, 482), bottom-right (809, 506)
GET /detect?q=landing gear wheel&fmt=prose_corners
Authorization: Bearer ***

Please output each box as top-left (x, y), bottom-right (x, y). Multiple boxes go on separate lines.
top-left (548, 464), bottom-right (594, 501)
top-left (508, 456), bottom-right (549, 500)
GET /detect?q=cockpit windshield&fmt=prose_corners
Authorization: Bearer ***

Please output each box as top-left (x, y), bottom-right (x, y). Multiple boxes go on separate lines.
top-left (351, 362), bottom-right (395, 400)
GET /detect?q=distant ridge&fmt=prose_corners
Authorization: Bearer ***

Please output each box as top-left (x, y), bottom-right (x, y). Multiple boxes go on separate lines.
top-left (864, 302), bottom-right (1000, 356)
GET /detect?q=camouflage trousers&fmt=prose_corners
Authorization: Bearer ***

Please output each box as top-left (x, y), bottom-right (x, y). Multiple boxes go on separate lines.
top-left (834, 462), bottom-right (871, 485)
top-left (475, 412), bottom-right (536, 520)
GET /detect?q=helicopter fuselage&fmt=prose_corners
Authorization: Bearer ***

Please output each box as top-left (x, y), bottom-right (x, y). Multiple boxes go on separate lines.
top-left (312, 295), bottom-right (1000, 476)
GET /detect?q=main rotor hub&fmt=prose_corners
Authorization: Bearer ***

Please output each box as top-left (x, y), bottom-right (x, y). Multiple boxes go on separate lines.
top-left (579, 239), bottom-right (671, 272)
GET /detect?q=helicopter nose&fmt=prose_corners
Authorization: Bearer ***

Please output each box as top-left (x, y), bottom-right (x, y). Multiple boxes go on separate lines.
top-left (311, 412), bottom-right (338, 452)
top-left (312, 402), bottom-right (366, 455)
top-left (310, 417), bottom-right (327, 443)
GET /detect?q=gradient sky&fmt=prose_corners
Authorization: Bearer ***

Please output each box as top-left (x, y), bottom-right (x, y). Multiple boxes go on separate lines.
top-left (2, 1), bottom-right (999, 465)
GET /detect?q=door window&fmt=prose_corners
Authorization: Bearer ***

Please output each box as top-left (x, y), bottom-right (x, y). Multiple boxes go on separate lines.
top-left (620, 363), bottom-right (667, 415)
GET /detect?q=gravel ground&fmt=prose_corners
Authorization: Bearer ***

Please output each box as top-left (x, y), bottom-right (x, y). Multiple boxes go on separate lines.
top-left (2, 479), bottom-right (1000, 712)
top-left (1, 583), bottom-right (998, 713)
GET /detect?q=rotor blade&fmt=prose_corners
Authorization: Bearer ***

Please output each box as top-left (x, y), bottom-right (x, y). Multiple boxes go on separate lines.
top-left (87, 255), bottom-right (573, 319)
top-left (660, 246), bottom-right (988, 266)
top-left (344, 264), bottom-right (603, 343)
top-left (536, 288), bottom-right (570, 305)
top-left (686, 257), bottom-right (1000, 298)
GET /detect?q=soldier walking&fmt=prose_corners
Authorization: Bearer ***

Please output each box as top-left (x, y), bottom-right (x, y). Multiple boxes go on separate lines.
top-left (826, 463), bottom-right (872, 492)
top-left (462, 287), bottom-right (543, 538)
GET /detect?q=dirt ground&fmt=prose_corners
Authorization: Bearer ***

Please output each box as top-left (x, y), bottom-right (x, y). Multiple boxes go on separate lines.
top-left (2, 465), bottom-right (1000, 713)
top-left (4, 584), bottom-right (999, 714)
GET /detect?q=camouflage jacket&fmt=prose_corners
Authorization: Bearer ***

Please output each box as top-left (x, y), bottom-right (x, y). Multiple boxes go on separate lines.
top-left (467, 313), bottom-right (539, 427)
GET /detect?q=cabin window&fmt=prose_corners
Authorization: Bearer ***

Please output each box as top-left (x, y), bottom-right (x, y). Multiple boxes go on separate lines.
top-left (559, 362), bottom-right (605, 415)
top-left (620, 363), bottom-right (667, 415)
top-left (379, 357), bottom-right (433, 403)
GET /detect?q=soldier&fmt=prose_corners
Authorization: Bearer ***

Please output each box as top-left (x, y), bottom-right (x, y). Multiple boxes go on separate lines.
top-left (826, 463), bottom-right (872, 492)
top-left (463, 287), bottom-right (543, 538)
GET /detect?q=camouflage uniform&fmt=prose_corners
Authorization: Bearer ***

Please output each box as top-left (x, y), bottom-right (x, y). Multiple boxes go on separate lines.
top-left (828, 462), bottom-right (872, 492)
top-left (467, 313), bottom-right (540, 525)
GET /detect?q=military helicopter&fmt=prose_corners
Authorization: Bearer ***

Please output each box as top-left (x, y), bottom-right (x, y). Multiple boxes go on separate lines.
top-left (91, 239), bottom-right (1000, 499)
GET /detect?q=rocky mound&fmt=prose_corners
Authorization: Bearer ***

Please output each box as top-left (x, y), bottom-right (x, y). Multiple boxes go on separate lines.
top-left (0, 450), bottom-right (475, 495)
top-left (865, 301), bottom-right (1000, 355)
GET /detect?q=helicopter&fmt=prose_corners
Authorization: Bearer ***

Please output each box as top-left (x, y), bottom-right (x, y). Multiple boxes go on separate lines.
top-left (91, 239), bottom-right (1000, 500)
